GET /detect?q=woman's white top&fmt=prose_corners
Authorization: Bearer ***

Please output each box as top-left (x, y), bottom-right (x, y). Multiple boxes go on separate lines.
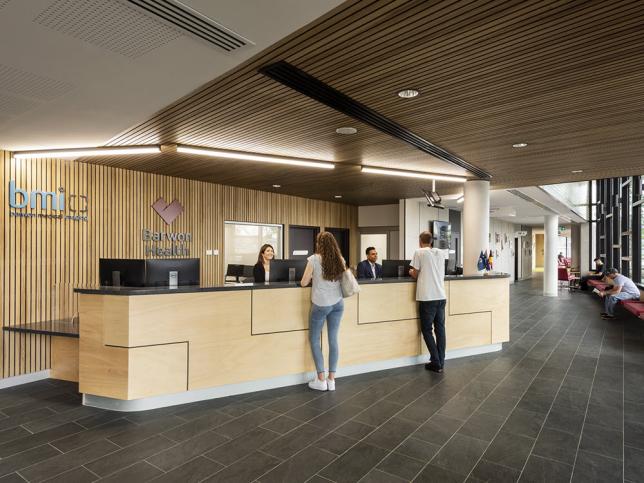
top-left (308, 254), bottom-right (342, 307)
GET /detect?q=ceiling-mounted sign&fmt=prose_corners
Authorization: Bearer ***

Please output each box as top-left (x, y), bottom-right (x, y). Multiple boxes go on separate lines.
top-left (515, 231), bottom-right (528, 237)
top-left (8, 180), bottom-right (88, 221)
top-left (143, 197), bottom-right (191, 256)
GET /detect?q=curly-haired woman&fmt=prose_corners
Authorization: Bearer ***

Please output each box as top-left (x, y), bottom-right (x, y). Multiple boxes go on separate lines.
top-left (300, 232), bottom-right (345, 391)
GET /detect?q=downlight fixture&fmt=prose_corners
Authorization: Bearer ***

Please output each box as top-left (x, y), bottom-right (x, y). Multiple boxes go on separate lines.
top-left (335, 127), bottom-right (357, 135)
top-left (512, 143), bottom-right (528, 148)
top-left (398, 89), bottom-right (419, 98)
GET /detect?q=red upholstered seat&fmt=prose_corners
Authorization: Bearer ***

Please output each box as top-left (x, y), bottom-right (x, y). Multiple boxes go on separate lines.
top-left (587, 279), bottom-right (604, 287)
top-left (592, 283), bottom-right (610, 292)
top-left (622, 300), bottom-right (644, 318)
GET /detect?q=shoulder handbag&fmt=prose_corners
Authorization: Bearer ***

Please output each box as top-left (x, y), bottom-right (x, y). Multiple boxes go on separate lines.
top-left (341, 269), bottom-right (361, 298)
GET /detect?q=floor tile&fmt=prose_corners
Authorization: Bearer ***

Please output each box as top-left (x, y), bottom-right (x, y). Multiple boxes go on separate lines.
top-left (260, 415), bottom-right (302, 435)
top-left (377, 451), bottom-right (424, 481)
top-left (585, 402), bottom-right (623, 431)
top-left (361, 469), bottom-right (407, 482)
top-left (100, 461), bottom-right (163, 482)
top-left (146, 429), bottom-right (229, 471)
top-left (552, 388), bottom-right (589, 412)
top-left (396, 437), bottom-right (440, 462)
top-left (625, 421), bottom-right (644, 451)
top-left (49, 417), bottom-right (134, 453)
top-left (19, 438), bottom-right (118, 482)
top-left (544, 405), bottom-right (585, 436)
top-left (0, 422), bottom-right (83, 458)
top-left (0, 444), bottom-right (61, 477)
top-left (319, 441), bottom-right (388, 483)
top-left (519, 455), bottom-right (572, 482)
top-left (354, 400), bottom-right (403, 427)
top-left (261, 422), bottom-right (327, 460)
top-left (438, 396), bottom-right (483, 421)
top-left (533, 427), bottom-right (579, 465)
top-left (432, 434), bottom-right (487, 475)
top-left (625, 445), bottom-right (644, 482)
top-left (571, 449), bottom-right (623, 482)
top-left (42, 466), bottom-right (97, 483)
top-left (579, 423), bottom-right (623, 461)
top-left (364, 417), bottom-right (417, 450)
top-left (413, 414), bottom-right (463, 446)
top-left (414, 463), bottom-right (467, 482)
top-left (314, 431), bottom-right (357, 457)
top-left (471, 459), bottom-right (520, 482)
top-left (502, 408), bottom-right (545, 439)
top-left (335, 420), bottom-right (375, 440)
top-left (153, 456), bottom-right (223, 483)
top-left (203, 450), bottom-right (280, 482)
top-left (204, 427), bottom-right (279, 466)
top-left (212, 408), bottom-right (278, 440)
top-left (483, 430), bottom-right (534, 470)
top-left (258, 446), bottom-right (336, 483)
top-left (84, 435), bottom-right (175, 477)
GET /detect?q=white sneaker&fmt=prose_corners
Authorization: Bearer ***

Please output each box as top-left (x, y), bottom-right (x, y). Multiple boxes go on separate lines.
top-left (327, 379), bottom-right (336, 391)
top-left (308, 378), bottom-right (328, 391)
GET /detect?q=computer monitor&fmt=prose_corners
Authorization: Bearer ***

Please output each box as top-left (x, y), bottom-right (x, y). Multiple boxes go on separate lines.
top-left (145, 258), bottom-right (200, 286)
top-left (382, 260), bottom-right (412, 278)
top-left (269, 259), bottom-right (308, 282)
top-left (99, 258), bottom-right (146, 287)
top-left (225, 264), bottom-right (244, 282)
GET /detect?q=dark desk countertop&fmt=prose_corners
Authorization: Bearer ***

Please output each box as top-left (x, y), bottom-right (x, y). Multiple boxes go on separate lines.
top-left (74, 273), bottom-right (509, 296)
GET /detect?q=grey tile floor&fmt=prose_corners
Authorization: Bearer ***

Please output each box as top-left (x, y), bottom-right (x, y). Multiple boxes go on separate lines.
top-left (1, 277), bottom-right (644, 482)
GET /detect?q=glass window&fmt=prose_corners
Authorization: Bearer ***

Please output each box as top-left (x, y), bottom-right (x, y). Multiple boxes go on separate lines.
top-left (541, 181), bottom-right (590, 220)
top-left (224, 222), bottom-right (283, 270)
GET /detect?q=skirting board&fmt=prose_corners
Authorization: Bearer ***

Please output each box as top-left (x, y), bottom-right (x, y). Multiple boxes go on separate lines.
top-left (83, 343), bottom-right (502, 412)
top-left (0, 370), bottom-right (50, 389)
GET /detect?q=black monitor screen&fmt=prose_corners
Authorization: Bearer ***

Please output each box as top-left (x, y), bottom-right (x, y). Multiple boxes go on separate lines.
top-left (99, 258), bottom-right (146, 287)
top-left (269, 259), bottom-right (308, 282)
top-left (381, 260), bottom-right (412, 278)
top-left (145, 258), bottom-right (200, 286)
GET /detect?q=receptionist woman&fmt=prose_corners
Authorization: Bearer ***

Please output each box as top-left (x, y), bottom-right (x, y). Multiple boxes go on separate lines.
top-left (253, 244), bottom-right (274, 282)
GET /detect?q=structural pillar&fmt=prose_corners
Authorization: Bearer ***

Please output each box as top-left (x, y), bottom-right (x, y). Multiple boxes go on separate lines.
top-left (544, 214), bottom-right (559, 297)
top-left (463, 180), bottom-right (490, 275)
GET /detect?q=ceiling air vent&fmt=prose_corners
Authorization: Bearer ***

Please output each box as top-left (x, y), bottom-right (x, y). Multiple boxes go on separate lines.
top-left (126, 0), bottom-right (251, 52)
top-left (507, 189), bottom-right (558, 214)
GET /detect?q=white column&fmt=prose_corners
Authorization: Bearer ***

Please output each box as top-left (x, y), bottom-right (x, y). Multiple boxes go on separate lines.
top-left (463, 180), bottom-right (490, 275)
top-left (544, 214), bottom-right (559, 297)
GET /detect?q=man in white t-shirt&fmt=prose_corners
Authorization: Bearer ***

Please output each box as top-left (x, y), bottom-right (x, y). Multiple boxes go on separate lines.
top-left (410, 231), bottom-right (449, 373)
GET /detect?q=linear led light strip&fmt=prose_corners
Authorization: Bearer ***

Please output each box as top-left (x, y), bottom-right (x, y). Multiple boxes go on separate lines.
top-left (177, 145), bottom-right (335, 169)
top-left (12, 146), bottom-right (161, 159)
top-left (361, 166), bottom-right (467, 183)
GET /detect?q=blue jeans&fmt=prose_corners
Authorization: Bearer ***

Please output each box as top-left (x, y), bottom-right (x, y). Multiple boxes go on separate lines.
top-left (419, 300), bottom-right (446, 368)
top-left (604, 292), bottom-right (639, 315)
top-left (309, 300), bottom-right (344, 374)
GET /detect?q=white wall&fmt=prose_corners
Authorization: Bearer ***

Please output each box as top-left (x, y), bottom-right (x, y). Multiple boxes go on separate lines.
top-left (358, 204), bottom-right (399, 227)
top-left (401, 199), bottom-right (449, 258)
top-left (488, 220), bottom-right (518, 282)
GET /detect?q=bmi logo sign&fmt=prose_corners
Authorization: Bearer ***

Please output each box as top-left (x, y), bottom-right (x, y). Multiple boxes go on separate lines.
top-left (8, 180), bottom-right (88, 221)
top-left (143, 197), bottom-right (191, 256)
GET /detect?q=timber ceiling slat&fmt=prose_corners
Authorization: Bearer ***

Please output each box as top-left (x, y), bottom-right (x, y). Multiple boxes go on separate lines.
top-left (82, 0), bottom-right (644, 204)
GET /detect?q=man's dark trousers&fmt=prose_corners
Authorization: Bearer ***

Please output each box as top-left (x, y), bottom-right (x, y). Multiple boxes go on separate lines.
top-left (419, 299), bottom-right (446, 368)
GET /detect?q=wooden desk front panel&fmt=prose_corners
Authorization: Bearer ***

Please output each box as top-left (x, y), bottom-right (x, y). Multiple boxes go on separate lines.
top-left (357, 283), bottom-right (417, 324)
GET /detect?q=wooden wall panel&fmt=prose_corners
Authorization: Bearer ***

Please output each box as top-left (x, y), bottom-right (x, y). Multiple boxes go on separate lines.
top-left (0, 150), bottom-right (358, 378)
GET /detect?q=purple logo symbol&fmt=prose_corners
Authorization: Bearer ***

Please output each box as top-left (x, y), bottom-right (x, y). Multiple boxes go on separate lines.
top-left (152, 197), bottom-right (183, 225)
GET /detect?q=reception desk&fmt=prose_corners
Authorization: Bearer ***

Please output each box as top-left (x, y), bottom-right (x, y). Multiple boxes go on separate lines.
top-left (74, 275), bottom-right (509, 411)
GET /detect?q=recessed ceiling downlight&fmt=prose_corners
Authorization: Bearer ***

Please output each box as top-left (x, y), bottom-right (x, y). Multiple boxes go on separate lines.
top-left (272, 184), bottom-right (281, 188)
top-left (571, 170), bottom-right (583, 174)
top-left (334, 195), bottom-right (342, 199)
top-left (335, 127), bottom-right (357, 135)
top-left (512, 143), bottom-right (528, 148)
top-left (398, 89), bottom-right (419, 98)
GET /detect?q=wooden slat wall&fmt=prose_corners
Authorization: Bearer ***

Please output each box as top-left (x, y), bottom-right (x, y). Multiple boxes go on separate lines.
top-left (0, 151), bottom-right (357, 378)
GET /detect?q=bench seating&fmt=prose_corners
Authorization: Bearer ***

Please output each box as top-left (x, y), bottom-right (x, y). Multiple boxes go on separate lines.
top-left (588, 279), bottom-right (644, 320)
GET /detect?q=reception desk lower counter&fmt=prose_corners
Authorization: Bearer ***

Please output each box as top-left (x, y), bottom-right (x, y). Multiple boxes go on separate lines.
top-left (74, 275), bottom-right (509, 410)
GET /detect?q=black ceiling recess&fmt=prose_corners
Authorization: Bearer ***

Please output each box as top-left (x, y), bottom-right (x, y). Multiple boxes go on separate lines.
top-left (259, 61), bottom-right (490, 180)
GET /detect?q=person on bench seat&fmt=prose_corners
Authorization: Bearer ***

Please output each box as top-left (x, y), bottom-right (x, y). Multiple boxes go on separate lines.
top-left (580, 257), bottom-right (605, 290)
top-left (599, 268), bottom-right (640, 320)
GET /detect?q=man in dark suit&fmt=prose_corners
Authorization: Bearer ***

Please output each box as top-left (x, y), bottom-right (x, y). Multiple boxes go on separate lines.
top-left (356, 247), bottom-right (383, 279)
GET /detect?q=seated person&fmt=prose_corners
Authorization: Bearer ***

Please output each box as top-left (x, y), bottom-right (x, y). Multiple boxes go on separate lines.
top-left (356, 247), bottom-right (383, 279)
top-left (253, 244), bottom-right (274, 283)
top-left (580, 257), bottom-right (605, 290)
top-left (557, 252), bottom-right (565, 265)
top-left (598, 268), bottom-right (640, 320)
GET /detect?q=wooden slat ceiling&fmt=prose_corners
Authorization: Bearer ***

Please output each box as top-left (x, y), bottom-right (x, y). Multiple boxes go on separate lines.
top-left (81, 0), bottom-right (644, 204)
